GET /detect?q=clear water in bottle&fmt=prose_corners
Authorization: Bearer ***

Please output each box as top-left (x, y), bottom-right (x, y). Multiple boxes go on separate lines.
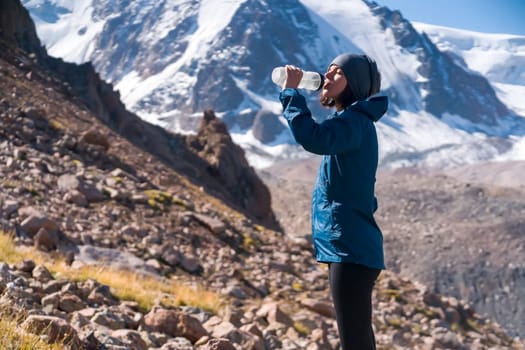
top-left (271, 67), bottom-right (323, 91)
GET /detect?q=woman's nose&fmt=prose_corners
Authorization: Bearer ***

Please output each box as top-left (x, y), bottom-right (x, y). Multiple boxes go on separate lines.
top-left (325, 70), bottom-right (335, 79)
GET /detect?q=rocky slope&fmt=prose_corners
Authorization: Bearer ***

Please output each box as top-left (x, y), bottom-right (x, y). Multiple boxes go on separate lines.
top-left (0, 0), bottom-right (278, 230)
top-left (0, 0), bottom-right (524, 349)
top-left (261, 158), bottom-right (525, 339)
top-left (440, 160), bottom-right (525, 189)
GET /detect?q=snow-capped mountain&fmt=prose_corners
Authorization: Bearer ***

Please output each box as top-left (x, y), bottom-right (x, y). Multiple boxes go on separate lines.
top-left (21, 0), bottom-right (525, 168)
top-left (412, 22), bottom-right (525, 161)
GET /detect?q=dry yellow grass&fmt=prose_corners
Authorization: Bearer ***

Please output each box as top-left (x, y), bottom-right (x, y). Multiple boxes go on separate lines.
top-left (0, 313), bottom-right (63, 350)
top-left (0, 231), bottom-right (223, 313)
top-left (54, 265), bottom-right (223, 312)
top-left (0, 230), bottom-right (38, 263)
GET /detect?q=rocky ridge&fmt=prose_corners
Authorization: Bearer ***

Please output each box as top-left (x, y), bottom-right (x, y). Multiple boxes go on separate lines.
top-left (0, 0), bottom-right (278, 230)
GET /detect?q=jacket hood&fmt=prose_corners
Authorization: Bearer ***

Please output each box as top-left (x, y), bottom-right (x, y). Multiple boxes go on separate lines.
top-left (350, 96), bottom-right (388, 122)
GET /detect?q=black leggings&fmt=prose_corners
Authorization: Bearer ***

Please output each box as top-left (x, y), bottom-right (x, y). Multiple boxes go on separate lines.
top-left (328, 262), bottom-right (381, 350)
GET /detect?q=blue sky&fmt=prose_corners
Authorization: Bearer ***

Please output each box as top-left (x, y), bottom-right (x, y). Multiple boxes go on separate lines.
top-left (378, 0), bottom-right (525, 35)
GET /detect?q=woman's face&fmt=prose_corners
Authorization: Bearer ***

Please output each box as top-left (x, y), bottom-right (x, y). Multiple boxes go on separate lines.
top-left (322, 65), bottom-right (348, 100)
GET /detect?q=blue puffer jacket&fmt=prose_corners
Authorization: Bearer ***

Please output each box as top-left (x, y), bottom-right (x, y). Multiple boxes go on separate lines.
top-left (280, 88), bottom-right (388, 269)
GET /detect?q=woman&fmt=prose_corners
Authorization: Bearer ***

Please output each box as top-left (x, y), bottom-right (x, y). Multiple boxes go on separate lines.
top-left (278, 53), bottom-right (387, 350)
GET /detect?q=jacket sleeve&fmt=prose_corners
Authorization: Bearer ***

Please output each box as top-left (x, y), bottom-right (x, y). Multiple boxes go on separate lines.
top-left (279, 88), bottom-right (363, 155)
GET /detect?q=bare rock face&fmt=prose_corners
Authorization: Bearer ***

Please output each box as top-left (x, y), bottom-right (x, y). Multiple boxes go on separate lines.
top-left (186, 110), bottom-right (279, 229)
top-left (251, 110), bottom-right (286, 144)
top-left (22, 315), bottom-right (83, 348)
top-left (144, 307), bottom-right (208, 343)
top-left (0, 0), bottom-right (45, 58)
top-left (369, 4), bottom-right (512, 128)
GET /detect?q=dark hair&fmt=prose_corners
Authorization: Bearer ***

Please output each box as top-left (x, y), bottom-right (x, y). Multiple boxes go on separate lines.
top-left (320, 83), bottom-right (357, 110)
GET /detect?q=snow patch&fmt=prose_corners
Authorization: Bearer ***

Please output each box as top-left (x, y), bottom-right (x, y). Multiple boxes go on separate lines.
top-left (25, 0), bottom-right (105, 63)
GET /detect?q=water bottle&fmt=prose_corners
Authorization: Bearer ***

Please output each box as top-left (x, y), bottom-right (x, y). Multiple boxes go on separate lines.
top-left (271, 67), bottom-right (324, 91)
